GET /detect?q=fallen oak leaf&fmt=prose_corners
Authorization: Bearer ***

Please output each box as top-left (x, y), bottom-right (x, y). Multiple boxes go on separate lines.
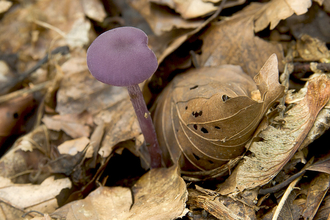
top-left (218, 74), bottom-right (330, 195)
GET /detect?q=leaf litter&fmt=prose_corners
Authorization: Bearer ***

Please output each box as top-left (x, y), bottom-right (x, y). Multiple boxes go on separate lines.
top-left (0, 0), bottom-right (330, 219)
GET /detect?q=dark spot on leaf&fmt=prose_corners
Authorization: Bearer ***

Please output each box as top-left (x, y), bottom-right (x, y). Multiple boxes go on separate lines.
top-left (192, 111), bottom-right (203, 117)
top-left (201, 127), bottom-right (208, 133)
top-left (193, 124), bottom-right (198, 130)
top-left (222, 94), bottom-right (230, 102)
top-left (208, 160), bottom-right (214, 164)
top-left (215, 126), bottom-right (220, 130)
top-left (185, 106), bottom-right (188, 110)
top-left (193, 153), bottom-right (200, 160)
top-left (190, 85), bottom-right (198, 90)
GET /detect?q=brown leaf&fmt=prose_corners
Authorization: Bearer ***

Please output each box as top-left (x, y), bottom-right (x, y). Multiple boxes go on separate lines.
top-left (128, 0), bottom-right (203, 36)
top-left (302, 173), bottom-right (330, 219)
top-left (81, 0), bottom-right (106, 23)
top-left (188, 188), bottom-right (256, 220)
top-left (42, 111), bottom-right (93, 138)
top-left (252, 0), bottom-right (312, 32)
top-left (219, 74), bottom-right (330, 195)
top-left (0, 176), bottom-right (71, 214)
top-left (0, 126), bottom-right (50, 183)
top-left (154, 54), bottom-right (284, 179)
top-left (197, 9), bottom-right (284, 77)
top-left (296, 34), bottom-right (330, 62)
top-left (314, 193), bottom-right (330, 220)
top-left (52, 165), bottom-right (188, 220)
top-left (0, 94), bottom-right (36, 145)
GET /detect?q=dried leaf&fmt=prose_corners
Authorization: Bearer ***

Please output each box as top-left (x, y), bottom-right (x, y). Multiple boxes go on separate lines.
top-left (188, 189), bottom-right (256, 220)
top-left (302, 173), bottom-right (330, 219)
top-left (296, 34), bottom-right (330, 62)
top-left (219, 74), bottom-right (330, 195)
top-left (197, 9), bottom-right (284, 77)
top-left (0, 176), bottom-right (71, 214)
top-left (152, 0), bottom-right (218, 19)
top-left (0, 94), bottom-right (36, 144)
top-left (0, 126), bottom-right (50, 183)
top-left (42, 111), bottom-right (93, 138)
top-left (52, 165), bottom-right (188, 220)
top-left (58, 137), bottom-right (92, 157)
top-left (154, 54), bottom-right (284, 179)
top-left (252, 0), bottom-right (312, 32)
top-left (81, 0), bottom-right (106, 23)
top-left (0, 1), bottom-right (12, 14)
top-left (128, 0), bottom-right (203, 35)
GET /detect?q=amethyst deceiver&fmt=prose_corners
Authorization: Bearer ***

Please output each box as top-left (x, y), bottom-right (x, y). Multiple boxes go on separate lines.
top-left (87, 27), bottom-right (162, 168)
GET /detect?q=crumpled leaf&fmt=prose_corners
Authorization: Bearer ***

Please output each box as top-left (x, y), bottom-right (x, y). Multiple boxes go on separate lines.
top-left (0, 176), bottom-right (71, 214)
top-left (219, 74), bottom-right (330, 195)
top-left (252, 0), bottom-right (313, 32)
top-left (128, 0), bottom-right (203, 36)
top-left (154, 54), bottom-right (284, 179)
top-left (197, 5), bottom-right (284, 77)
top-left (51, 165), bottom-right (188, 220)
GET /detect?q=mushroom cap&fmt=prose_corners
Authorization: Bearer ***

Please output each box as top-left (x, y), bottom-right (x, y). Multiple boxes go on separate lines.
top-left (87, 27), bottom-right (158, 86)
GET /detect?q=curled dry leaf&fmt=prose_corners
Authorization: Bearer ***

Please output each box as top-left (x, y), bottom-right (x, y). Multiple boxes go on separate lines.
top-left (219, 74), bottom-right (330, 195)
top-left (52, 165), bottom-right (188, 220)
top-left (154, 54), bottom-right (284, 180)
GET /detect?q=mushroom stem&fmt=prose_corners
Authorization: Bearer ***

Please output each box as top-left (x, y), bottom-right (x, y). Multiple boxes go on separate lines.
top-left (127, 84), bottom-right (162, 168)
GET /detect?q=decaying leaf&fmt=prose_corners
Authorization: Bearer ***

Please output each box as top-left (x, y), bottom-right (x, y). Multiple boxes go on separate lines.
top-left (0, 126), bottom-right (51, 184)
top-left (0, 94), bottom-right (36, 146)
top-left (154, 54), bottom-right (284, 180)
top-left (197, 6), bottom-right (284, 77)
top-left (296, 34), bottom-right (330, 62)
top-left (0, 176), bottom-right (71, 214)
top-left (188, 188), bottom-right (256, 220)
top-left (128, 0), bottom-right (203, 36)
top-left (302, 173), bottom-right (330, 219)
top-left (42, 111), bottom-right (93, 138)
top-left (52, 165), bottom-right (188, 220)
top-left (252, 0), bottom-right (313, 32)
top-left (219, 74), bottom-right (330, 195)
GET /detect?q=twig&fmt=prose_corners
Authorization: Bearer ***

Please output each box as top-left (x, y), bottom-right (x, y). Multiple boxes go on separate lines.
top-left (293, 62), bottom-right (330, 73)
top-left (0, 81), bottom-right (50, 104)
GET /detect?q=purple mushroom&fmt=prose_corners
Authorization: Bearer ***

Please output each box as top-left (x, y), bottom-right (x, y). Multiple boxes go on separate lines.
top-left (87, 26), bottom-right (162, 168)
